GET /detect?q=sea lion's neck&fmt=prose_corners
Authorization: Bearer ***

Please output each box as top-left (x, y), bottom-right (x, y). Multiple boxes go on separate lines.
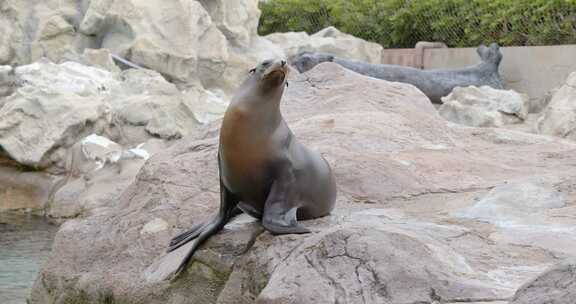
top-left (229, 80), bottom-right (285, 129)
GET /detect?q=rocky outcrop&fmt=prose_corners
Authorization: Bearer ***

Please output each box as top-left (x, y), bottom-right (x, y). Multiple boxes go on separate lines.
top-left (266, 26), bottom-right (384, 63)
top-left (0, 164), bottom-right (56, 212)
top-left (0, 59), bottom-right (207, 168)
top-left (510, 259), bottom-right (576, 304)
top-left (536, 72), bottom-right (576, 140)
top-left (0, 58), bottom-right (230, 215)
top-left (31, 63), bottom-right (576, 304)
top-left (0, 0), bottom-right (283, 97)
top-left (290, 43), bottom-right (505, 103)
top-left (439, 86), bottom-right (529, 127)
top-left (0, 65), bottom-right (15, 97)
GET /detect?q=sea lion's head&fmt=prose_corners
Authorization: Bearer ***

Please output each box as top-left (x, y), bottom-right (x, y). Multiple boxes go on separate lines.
top-left (290, 52), bottom-right (334, 73)
top-left (477, 43), bottom-right (502, 66)
top-left (249, 59), bottom-right (289, 90)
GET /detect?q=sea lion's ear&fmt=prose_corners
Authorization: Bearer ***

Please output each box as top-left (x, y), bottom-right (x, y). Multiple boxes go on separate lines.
top-left (285, 81), bottom-right (289, 87)
top-left (249, 68), bottom-right (256, 74)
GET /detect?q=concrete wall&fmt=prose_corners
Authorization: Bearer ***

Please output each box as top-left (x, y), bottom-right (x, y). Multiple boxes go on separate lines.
top-left (422, 45), bottom-right (576, 103)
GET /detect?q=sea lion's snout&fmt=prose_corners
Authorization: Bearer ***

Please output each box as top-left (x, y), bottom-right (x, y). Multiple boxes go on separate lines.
top-left (262, 59), bottom-right (289, 87)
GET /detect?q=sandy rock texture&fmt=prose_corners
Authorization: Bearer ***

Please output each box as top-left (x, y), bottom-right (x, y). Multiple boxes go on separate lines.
top-left (510, 259), bottom-right (576, 304)
top-left (30, 63), bottom-right (576, 304)
top-left (439, 86), bottom-right (529, 127)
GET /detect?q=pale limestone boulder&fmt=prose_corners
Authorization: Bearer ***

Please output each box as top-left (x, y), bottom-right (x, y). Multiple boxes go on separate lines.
top-left (0, 1), bottom-right (75, 64)
top-left (0, 11), bottom-right (17, 64)
top-left (30, 63), bottom-right (576, 303)
top-left (15, 59), bottom-right (121, 96)
top-left (81, 48), bottom-right (121, 73)
top-left (536, 72), bottom-right (576, 140)
top-left (113, 69), bottom-right (199, 140)
top-left (0, 65), bottom-right (15, 98)
top-left (266, 26), bottom-right (384, 63)
top-left (0, 0), bottom-right (284, 98)
top-left (0, 60), bottom-right (204, 168)
top-left (0, 80), bottom-right (105, 167)
top-left (198, 0), bottom-right (261, 48)
top-left (0, 60), bottom-right (119, 167)
top-left (30, 15), bottom-right (78, 63)
top-left (439, 85), bottom-right (529, 127)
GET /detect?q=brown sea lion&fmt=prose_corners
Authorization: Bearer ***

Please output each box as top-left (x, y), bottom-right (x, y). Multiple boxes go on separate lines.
top-left (167, 59), bottom-right (337, 276)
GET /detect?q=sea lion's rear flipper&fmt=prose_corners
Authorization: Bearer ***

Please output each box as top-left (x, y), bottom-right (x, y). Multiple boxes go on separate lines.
top-left (262, 168), bottom-right (311, 235)
top-left (168, 206), bottom-right (242, 251)
top-left (169, 178), bottom-right (239, 278)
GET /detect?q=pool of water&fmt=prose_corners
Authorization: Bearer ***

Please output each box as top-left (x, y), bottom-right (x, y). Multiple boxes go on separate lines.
top-left (0, 213), bottom-right (58, 304)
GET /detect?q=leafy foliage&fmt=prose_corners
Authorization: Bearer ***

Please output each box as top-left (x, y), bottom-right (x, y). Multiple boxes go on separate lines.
top-left (259, 0), bottom-right (576, 48)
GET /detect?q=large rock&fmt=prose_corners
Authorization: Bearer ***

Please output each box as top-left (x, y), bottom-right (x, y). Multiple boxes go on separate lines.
top-left (0, 65), bottom-right (15, 97)
top-left (536, 72), bottom-right (576, 140)
top-left (46, 135), bottom-right (166, 220)
top-left (510, 259), bottom-right (576, 304)
top-left (266, 26), bottom-right (384, 64)
top-left (0, 163), bottom-right (56, 212)
top-left (439, 86), bottom-right (529, 127)
top-left (30, 63), bottom-right (576, 303)
top-left (0, 60), bottom-right (112, 167)
top-left (198, 0), bottom-right (261, 49)
top-left (0, 0), bottom-right (281, 96)
top-left (0, 59), bottom-right (230, 169)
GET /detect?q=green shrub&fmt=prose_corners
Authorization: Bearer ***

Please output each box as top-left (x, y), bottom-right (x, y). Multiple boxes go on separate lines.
top-left (258, 0), bottom-right (576, 48)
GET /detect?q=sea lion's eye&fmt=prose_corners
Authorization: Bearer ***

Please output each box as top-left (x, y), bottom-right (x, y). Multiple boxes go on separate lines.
top-left (249, 68), bottom-right (256, 74)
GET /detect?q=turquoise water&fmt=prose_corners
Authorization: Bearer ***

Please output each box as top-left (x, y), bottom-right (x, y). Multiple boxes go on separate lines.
top-left (0, 213), bottom-right (58, 304)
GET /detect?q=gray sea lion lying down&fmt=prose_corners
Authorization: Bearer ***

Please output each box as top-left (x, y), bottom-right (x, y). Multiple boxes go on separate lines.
top-left (290, 43), bottom-right (504, 103)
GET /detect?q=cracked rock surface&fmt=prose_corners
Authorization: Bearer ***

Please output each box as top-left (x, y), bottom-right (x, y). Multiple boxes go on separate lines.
top-left (510, 259), bottom-right (576, 304)
top-left (31, 63), bottom-right (576, 303)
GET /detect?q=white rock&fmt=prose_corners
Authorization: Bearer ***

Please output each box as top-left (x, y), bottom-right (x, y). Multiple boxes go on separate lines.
top-left (266, 26), bottom-right (384, 63)
top-left (15, 59), bottom-right (120, 96)
top-left (0, 85), bottom-right (103, 166)
top-left (536, 72), bottom-right (576, 140)
top-left (141, 218), bottom-right (169, 235)
top-left (81, 134), bottom-right (123, 170)
top-left (0, 60), bottom-right (206, 167)
top-left (439, 86), bottom-right (529, 127)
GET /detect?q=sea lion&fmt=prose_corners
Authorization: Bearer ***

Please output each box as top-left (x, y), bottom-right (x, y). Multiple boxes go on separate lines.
top-left (167, 59), bottom-right (337, 276)
top-left (290, 43), bottom-right (504, 103)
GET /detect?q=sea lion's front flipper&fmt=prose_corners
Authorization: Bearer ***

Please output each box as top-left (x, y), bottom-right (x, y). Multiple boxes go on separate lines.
top-left (262, 168), bottom-right (310, 235)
